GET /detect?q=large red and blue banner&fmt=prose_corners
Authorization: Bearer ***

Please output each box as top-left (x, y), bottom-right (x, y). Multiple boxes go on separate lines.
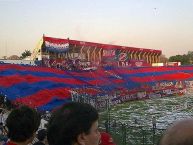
top-left (0, 63), bottom-right (193, 111)
top-left (43, 36), bottom-right (70, 53)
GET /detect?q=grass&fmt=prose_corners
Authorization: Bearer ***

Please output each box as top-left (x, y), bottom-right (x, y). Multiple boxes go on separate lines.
top-left (99, 95), bottom-right (193, 145)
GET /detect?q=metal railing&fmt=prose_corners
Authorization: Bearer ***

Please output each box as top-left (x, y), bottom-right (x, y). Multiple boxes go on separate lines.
top-left (101, 120), bottom-right (165, 145)
top-left (72, 94), bottom-right (166, 145)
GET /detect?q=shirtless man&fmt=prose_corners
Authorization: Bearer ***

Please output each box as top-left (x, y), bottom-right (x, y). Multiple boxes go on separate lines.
top-left (159, 119), bottom-right (193, 145)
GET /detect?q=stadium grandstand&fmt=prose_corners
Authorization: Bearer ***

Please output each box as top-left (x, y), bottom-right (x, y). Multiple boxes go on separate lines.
top-left (31, 35), bottom-right (162, 68)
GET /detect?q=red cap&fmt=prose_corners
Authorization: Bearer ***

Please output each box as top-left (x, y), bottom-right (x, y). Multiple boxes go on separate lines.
top-left (99, 132), bottom-right (116, 145)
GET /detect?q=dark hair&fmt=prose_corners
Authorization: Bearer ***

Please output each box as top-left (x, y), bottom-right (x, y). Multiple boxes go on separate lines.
top-left (37, 129), bottom-right (47, 141)
top-left (47, 102), bottom-right (99, 145)
top-left (6, 105), bottom-right (41, 142)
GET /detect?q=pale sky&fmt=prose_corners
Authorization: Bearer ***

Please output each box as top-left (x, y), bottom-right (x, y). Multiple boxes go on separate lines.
top-left (0, 0), bottom-right (193, 58)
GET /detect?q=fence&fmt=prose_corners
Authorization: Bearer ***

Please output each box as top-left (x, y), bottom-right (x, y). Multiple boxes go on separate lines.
top-left (100, 119), bottom-right (166, 145)
top-left (73, 94), bottom-right (167, 145)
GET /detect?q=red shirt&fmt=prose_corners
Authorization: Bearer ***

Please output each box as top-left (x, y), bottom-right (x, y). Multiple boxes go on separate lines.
top-left (100, 132), bottom-right (116, 145)
top-left (4, 141), bottom-right (17, 145)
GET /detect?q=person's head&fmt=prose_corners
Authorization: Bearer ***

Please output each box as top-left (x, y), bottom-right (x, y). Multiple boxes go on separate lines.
top-left (47, 102), bottom-right (100, 145)
top-left (159, 119), bottom-right (193, 145)
top-left (99, 132), bottom-right (116, 145)
top-left (6, 105), bottom-right (41, 144)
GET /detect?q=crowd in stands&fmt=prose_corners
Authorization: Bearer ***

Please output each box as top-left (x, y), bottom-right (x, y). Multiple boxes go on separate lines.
top-left (42, 58), bottom-right (96, 71)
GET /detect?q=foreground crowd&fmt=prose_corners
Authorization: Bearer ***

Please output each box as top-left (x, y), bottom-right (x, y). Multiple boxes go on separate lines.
top-left (0, 102), bottom-right (116, 145)
top-left (1, 102), bottom-right (193, 145)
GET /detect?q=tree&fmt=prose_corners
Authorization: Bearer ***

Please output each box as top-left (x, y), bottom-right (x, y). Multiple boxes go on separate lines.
top-left (169, 54), bottom-right (190, 65)
top-left (159, 54), bottom-right (168, 63)
top-left (2, 56), bottom-right (7, 59)
top-left (20, 50), bottom-right (31, 59)
top-left (187, 51), bottom-right (193, 64)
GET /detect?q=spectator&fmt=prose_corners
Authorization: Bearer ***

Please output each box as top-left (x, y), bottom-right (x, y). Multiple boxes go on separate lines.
top-left (33, 129), bottom-right (48, 145)
top-left (104, 120), bottom-right (109, 133)
top-left (0, 109), bottom-right (4, 125)
top-left (47, 102), bottom-right (101, 145)
top-left (0, 122), bottom-right (7, 143)
top-left (99, 132), bottom-right (116, 145)
top-left (159, 119), bottom-right (193, 145)
top-left (5, 105), bottom-right (41, 145)
top-left (152, 116), bottom-right (156, 129)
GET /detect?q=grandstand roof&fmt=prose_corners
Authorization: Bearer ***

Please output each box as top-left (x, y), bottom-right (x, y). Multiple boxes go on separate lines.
top-left (43, 36), bottom-right (162, 54)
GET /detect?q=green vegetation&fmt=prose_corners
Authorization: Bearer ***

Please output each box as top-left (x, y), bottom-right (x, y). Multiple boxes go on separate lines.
top-left (169, 51), bottom-right (193, 65)
top-left (20, 50), bottom-right (31, 59)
